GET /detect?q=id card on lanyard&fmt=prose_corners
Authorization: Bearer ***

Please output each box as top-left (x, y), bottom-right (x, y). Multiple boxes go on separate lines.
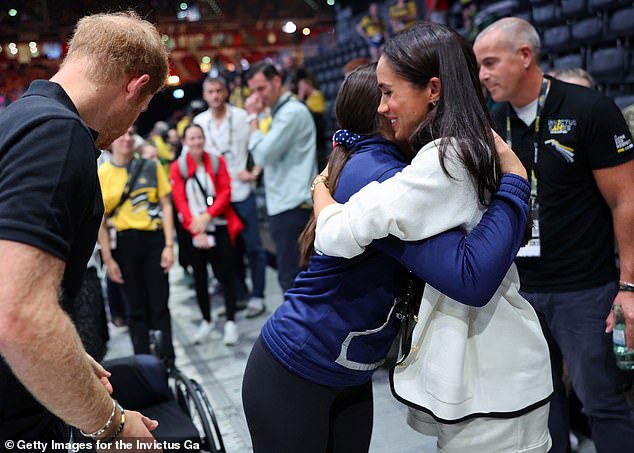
top-left (507, 77), bottom-right (549, 257)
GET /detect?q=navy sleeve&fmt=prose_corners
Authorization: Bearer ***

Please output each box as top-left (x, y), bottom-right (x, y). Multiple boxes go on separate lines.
top-left (0, 118), bottom-right (96, 262)
top-left (372, 174), bottom-right (530, 307)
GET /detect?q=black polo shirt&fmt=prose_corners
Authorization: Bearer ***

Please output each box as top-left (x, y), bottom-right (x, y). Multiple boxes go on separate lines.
top-left (492, 77), bottom-right (634, 292)
top-left (0, 80), bottom-right (104, 439)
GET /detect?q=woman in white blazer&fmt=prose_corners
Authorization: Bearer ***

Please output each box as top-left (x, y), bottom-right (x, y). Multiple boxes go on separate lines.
top-left (312, 23), bottom-right (553, 453)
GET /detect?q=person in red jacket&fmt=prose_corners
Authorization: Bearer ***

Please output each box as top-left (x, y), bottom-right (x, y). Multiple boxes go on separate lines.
top-left (170, 123), bottom-right (244, 346)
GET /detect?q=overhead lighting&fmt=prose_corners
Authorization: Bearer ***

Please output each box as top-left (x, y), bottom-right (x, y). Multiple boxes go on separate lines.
top-left (173, 89), bottom-right (185, 99)
top-left (8, 9), bottom-right (17, 17)
top-left (179, 2), bottom-right (188, 10)
top-left (302, 27), bottom-right (311, 36)
top-left (167, 75), bottom-right (180, 85)
top-left (326, 0), bottom-right (335, 5)
top-left (201, 56), bottom-right (211, 64)
top-left (282, 21), bottom-right (297, 34)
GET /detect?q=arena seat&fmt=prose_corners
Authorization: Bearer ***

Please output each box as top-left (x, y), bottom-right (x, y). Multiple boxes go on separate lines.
top-left (561, 0), bottom-right (588, 18)
top-left (609, 7), bottom-right (634, 37)
top-left (553, 52), bottom-right (585, 70)
top-left (543, 24), bottom-right (571, 52)
top-left (588, 0), bottom-right (629, 13)
top-left (588, 46), bottom-right (627, 81)
top-left (533, 3), bottom-right (561, 26)
top-left (571, 16), bottom-right (604, 44)
top-left (614, 94), bottom-right (634, 110)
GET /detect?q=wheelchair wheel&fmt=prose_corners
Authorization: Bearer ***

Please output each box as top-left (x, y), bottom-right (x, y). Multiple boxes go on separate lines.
top-left (172, 368), bottom-right (226, 453)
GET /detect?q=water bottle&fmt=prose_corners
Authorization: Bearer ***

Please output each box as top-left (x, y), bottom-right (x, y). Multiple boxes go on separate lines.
top-left (612, 303), bottom-right (634, 370)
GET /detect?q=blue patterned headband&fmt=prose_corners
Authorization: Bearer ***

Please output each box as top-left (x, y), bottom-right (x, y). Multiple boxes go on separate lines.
top-left (333, 129), bottom-right (361, 149)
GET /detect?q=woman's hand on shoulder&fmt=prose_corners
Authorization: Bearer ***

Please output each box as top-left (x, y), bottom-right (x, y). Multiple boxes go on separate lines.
top-left (493, 130), bottom-right (527, 180)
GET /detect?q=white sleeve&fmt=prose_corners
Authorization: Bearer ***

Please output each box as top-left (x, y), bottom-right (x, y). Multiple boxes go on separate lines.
top-left (314, 141), bottom-right (478, 258)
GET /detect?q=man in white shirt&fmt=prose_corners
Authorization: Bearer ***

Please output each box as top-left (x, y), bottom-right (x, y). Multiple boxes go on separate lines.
top-left (193, 77), bottom-right (267, 317)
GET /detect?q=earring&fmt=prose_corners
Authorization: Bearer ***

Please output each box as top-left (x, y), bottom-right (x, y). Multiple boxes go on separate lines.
top-left (431, 100), bottom-right (438, 107)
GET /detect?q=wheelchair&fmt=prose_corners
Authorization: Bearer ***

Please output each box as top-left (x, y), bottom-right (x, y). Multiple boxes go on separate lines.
top-left (97, 353), bottom-right (226, 453)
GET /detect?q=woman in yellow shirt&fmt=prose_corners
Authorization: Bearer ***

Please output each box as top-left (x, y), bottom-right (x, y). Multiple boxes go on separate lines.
top-left (98, 126), bottom-right (176, 365)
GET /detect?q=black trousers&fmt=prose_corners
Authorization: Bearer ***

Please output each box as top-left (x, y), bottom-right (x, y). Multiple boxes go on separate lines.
top-left (242, 337), bottom-right (374, 453)
top-left (190, 225), bottom-right (238, 322)
top-left (113, 230), bottom-right (175, 360)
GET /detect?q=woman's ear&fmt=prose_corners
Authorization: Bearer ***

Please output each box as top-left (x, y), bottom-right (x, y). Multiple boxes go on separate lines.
top-left (428, 77), bottom-right (441, 103)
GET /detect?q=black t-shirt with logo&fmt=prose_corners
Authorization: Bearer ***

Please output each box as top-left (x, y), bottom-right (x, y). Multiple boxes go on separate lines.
top-left (0, 80), bottom-right (104, 439)
top-left (492, 77), bottom-right (634, 292)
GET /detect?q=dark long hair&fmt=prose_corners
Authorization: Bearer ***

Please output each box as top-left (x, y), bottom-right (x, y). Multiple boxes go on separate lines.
top-left (299, 63), bottom-right (381, 265)
top-left (383, 22), bottom-right (499, 205)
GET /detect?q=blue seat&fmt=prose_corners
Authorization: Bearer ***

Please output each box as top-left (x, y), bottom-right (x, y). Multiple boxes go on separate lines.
top-left (609, 7), bottom-right (634, 37)
top-left (515, 10), bottom-right (532, 22)
top-left (561, 0), bottom-right (587, 18)
top-left (533, 4), bottom-right (560, 25)
top-left (571, 16), bottom-right (604, 44)
top-left (588, 46), bottom-right (627, 79)
top-left (614, 94), bottom-right (634, 110)
top-left (541, 59), bottom-right (554, 73)
top-left (553, 52), bottom-right (584, 70)
top-left (588, 0), bottom-right (628, 12)
top-left (480, 0), bottom-right (520, 19)
top-left (543, 25), bottom-right (571, 52)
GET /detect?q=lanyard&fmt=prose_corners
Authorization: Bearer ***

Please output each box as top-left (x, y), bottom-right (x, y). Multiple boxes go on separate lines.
top-left (206, 107), bottom-right (233, 152)
top-left (505, 77), bottom-right (549, 168)
top-left (271, 94), bottom-right (291, 118)
top-left (192, 169), bottom-right (214, 207)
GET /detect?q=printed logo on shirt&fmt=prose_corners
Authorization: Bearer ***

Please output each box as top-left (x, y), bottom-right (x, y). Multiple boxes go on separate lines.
top-left (544, 139), bottom-right (575, 163)
top-left (614, 134), bottom-right (634, 153)
top-left (547, 119), bottom-right (576, 135)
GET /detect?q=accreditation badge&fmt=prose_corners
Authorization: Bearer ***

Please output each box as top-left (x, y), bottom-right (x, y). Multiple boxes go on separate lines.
top-left (517, 171), bottom-right (541, 257)
top-left (517, 217), bottom-right (541, 257)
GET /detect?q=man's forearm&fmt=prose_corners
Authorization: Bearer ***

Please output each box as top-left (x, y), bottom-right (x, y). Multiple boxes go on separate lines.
top-left (613, 202), bottom-right (634, 283)
top-left (0, 242), bottom-right (114, 434)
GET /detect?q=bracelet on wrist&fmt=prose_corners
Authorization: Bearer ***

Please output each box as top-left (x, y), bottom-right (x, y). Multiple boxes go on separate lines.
top-left (80, 398), bottom-right (117, 438)
top-left (103, 404), bottom-right (125, 443)
top-left (310, 175), bottom-right (329, 197)
top-left (619, 280), bottom-right (634, 292)
top-left (164, 243), bottom-right (173, 248)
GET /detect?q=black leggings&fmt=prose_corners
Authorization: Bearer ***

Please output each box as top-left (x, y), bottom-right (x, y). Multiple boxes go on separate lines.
top-left (189, 225), bottom-right (237, 322)
top-left (242, 337), bottom-right (374, 453)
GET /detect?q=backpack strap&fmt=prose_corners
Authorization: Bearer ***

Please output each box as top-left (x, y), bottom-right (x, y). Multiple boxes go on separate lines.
top-left (178, 151), bottom-right (219, 181)
top-left (108, 158), bottom-right (146, 218)
top-left (209, 153), bottom-right (219, 176)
